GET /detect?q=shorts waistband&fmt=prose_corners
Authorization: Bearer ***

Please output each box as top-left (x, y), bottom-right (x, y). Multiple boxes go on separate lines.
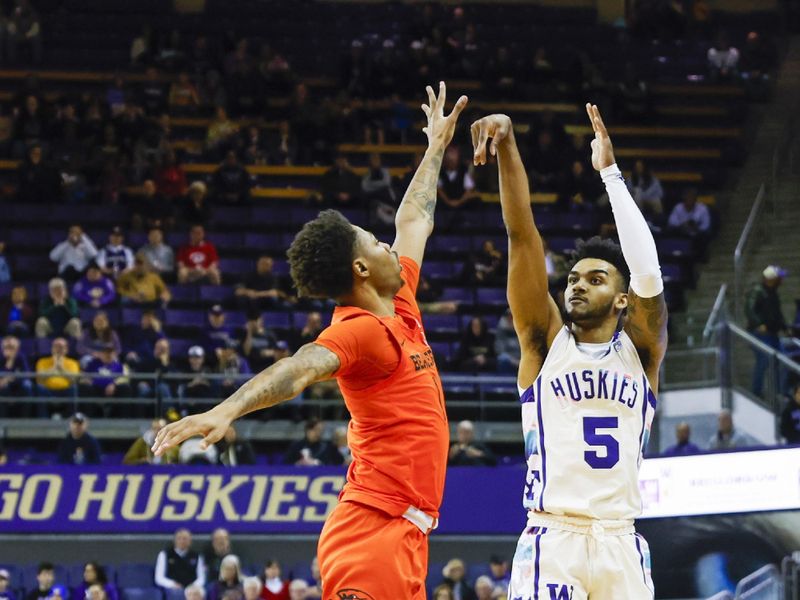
top-left (403, 505), bottom-right (438, 535)
top-left (527, 511), bottom-right (635, 537)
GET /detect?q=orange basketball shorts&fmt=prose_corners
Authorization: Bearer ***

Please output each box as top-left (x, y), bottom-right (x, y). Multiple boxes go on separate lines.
top-left (317, 500), bottom-right (429, 600)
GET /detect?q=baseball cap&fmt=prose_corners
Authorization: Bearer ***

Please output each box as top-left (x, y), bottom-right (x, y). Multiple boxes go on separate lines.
top-left (110, 226), bottom-right (123, 235)
top-left (188, 345), bottom-right (205, 357)
top-left (763, 265), bottom-right (787, 279)
top-left (0, 569), bottom-right (9, 580)
top-left (71, 412), bottom-right (86, 423)
top-left (209, 304), bottom-right (224, 315)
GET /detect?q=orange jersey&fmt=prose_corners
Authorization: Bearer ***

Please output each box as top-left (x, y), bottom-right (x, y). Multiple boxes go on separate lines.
top-left (315, 256), bottom-right (449, 518)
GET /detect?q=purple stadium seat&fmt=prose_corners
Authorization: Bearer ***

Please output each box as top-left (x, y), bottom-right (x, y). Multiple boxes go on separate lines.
top-left (657, 237), bottom-right (695, 258)
top-left (169, 338), bottom-right (194, 357)
top-left (168, 285), bottom-right (198, 303)
top-left (251, 205), bottom-right (282, 223)
top-left (0, 282), bottom-right (13, 297)
top-left (422, 314), bottom-right (459, 334)
top-left (128, 232), bottom-right (148, 248)
top-left (338, 208), bottom-right (368, 227)
top-left (35, 337), bottom-right (53, 356)
top-left (472, 235), bottom-right (505, 251)
top-left (7, 228), bottom-right (42, 247)
top-left (661, 263), bottom-right (685, 284)
top-left (199, 285), bottom-right (234, 304)
top-left (558, 212), bottom-right (599, 234)
top-left (121, 588), bottom-right (163, 600)
top-left (272, 259), bottom-right (289, 275)
top-left (290, 206), bottom-right (321, 226)
top-left (428, 236), bottom-right (472, 254)
top-left (224, 311), bottom-right (247, 328)
top-left (19, 338), bottom-right (36, 358)
top-left (261, 312), bottom-right (292, 330)
top-left (218, 258), bottom-right (251, 276)
top-left (163, 309), bottom-right (205, 328)
top-left (534, 211), bottom-right (558, 233)
top-left (243, 233), bottom-right (284, 251)
top-left (422, 261), bottom-right (456, 280)
top-left (15, 255), bottom-right (52, 275)
top-left (467, 563), bottom-right (490, 582)
top-left (441, 287), bottom-right (474, 303)
top-left (462, 314), bottom-right (501, 330)
top-left (165, 232), bottom-right (185, 248)
top-left (475, 287), bottom-right (506, 306)
top-left (546, 236), bottom-right (577, 254)
top-left (429, 341), bottom-right (452, 362)
top-left (214, 206), bottom-right (251, 227)
top-left (289, 561), bottom-right (312, 582)
top-left (121, 308), bottom-right (143, 327)
top-left (291, 311), bottom-right (331, 329)
top-left (208, 232), bottom-right (242, 251)
top-left (116, 564), bottom-right (154, 588)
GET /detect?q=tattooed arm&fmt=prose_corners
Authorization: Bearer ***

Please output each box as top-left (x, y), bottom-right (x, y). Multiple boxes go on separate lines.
top-left (392, 82), bottom-right (467, 266)
top-left (152, 343), bottom-right (340, 455)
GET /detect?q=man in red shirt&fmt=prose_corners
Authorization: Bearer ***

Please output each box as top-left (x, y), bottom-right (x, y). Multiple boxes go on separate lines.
top-left (177, 224), bottom-right (221, 285)
top-left (153, 82), bottom-right (468, 599)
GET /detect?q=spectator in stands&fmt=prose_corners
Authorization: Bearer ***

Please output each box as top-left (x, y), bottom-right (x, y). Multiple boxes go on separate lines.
top-left (212, 150), bottom-right (251, 205)
top-left (207, 106), bottom-right (239, 155)
top-left (746, 265), bottom-right (788, 395)
top-left (284, 418), bottom-right (340, 466)
top-left (136, 338), bottom-right (178, 400)
top-left (432, 585), bottom-right (454, 600)
top-left (438, 146), bottom-right (479, 211)
top-left (72, 563), bottom-right (118, 600)
top-left (76, 311), bottom-right (122, 361)
top-left (528, 130), bottom-right (563, 192)
top-left (169, 72), bottom-right (200, 114)
top-left (613, 62), bottom-right (651, 122)
top-left (155, 528), bottom-right (206, 594)
top-left (203, 305), bottom-right (236, 359)
top-left (73, 263), bottom-right (117, 308)
top-left (49, 226), bottom-right (99, 282)
top-left (241, 317), bottom-right (280, 372)
top-left (361, 152), bottom-right (396, 218)
top-left (87, 584), bottom-right (108, 600)
top-left (287, 580), bottom-right (307, 600)
top-left (218, 341), bottom-right (251, 397)
top-left (319, 153), bottom-right (361, 207)
top-left (484, 45), bottom-right (518, 100)
top-left (178, 225), bottom-right (222, 285)
top-left (218, 425), bottom-right (256, 466)
top-left (96, 227), bottom-right (135, 278)
top-left (488, 555), bottom-right (510, 595)
top-left (667, 188), bottom-right (711, 239)
top-left (0, 335), bottom-right (32, 404)
top-left (740, 31), bottom-right (775, 98)
top-left (261, 560), bottom-right (290, 600)
top-left (139, 226), bottom-right (175, 277)
top-left (236, 256), bottom-right (291, 317)
top-left (442, 559), bottom-right (476, 600)
top-left (184, 585), bottom-right (205, 600)
top-left (0, 240), bottom-right (10, 284)
top-left (463, 240), bottom-right (504, 286)
top-left (304, 558), bottom-right (321, 599)
top-left (124, 418), bottom-right (179, 465)
top-left (208, 555), bottom-right (243, 600)
top-left (708, 409), bottom-right (753, 450)
top-left (449, 420), bottom-right (496, 466)
top-left (79, 342), bottom-right (130, 408)
top-left (35, 337), bottom-right (80, 399)
top-left (180, 433), bottom-right (219, 465)
top-left (182, 181), bottom-right (212, 229)
top-left (242, 578), bottom-right (262, 600)
top-left (628, 159), bottom-right (664, 228)
top-left (35, 277), bottom-right (82, 339)
top-left (1, 286), bottom-right (34, 336)
top-left (131, 179), bottom-right (174, 232)
top-left (179, 345), bottom-right (214, 399)
top-left (124, 310), bottom-right (165, 366)
top-left (707, 31), bottom-right (740, 82)
top-left (140, 67), bottom-right (167, 116)
top-left (7, 0), bottom-right (42, 64)
top-left (662, 422), bottom-right (701, 456)
top-left (266, 120), bottom-right (298, 166)
top-left (494, 310), bottom-right (520, 375)
top-left (294, 312), bottom-right (324, 348)
top-left (560, 159), bottom-right (602, 211)
top-left (117, 253), bottom-right (172, 307)
top-left (57, 413), bottom-right (102, 465)
top-left (24, 563), bottom-right (57, 600)
top-left (203, 528), bottom-right (233, 584)
top-left (456, 317), bottom-right (496, 372)
top-left (332, 426), bottom-right (352, 466)
top-left (474, 576), bottom-right (492, 600)
top-left (0, 568), bottom-right (17, 600)
top-left (780, 383), bottom-right (800, 444)
top-left (157, 149), bottom-right (189, 201)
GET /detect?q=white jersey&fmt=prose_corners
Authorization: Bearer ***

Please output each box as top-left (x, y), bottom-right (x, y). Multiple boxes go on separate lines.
top-left (519, 326), bottom-right (656, 521)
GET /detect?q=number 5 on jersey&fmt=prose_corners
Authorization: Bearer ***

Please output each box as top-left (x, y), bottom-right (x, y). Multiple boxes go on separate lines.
top-left (583, 416), bottom-right (619, 469)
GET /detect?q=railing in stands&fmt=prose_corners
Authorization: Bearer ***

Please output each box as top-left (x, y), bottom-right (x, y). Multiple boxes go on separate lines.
top-left (708, 592), bottom-right (734, 600)
top-left (733, 183), bottom-right (767, 322)
top-left (781, 552), bottom-right (800, 600)
top-left (735, 564), bottom-right (782, 599)
top-left (703, 283), bottom-right (729, 345)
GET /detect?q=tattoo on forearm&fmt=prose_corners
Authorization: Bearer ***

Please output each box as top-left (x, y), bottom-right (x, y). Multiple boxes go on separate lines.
top-left (626, 293), bottom-right (668, 346)
top-left (398, 147), bottom-right (445, 223)
top-left (220, 344), bottom-right (339, 416)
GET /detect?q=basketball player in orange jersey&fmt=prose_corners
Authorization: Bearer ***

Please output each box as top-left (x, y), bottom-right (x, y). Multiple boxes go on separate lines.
top-left (152, 82), bottom-right (468, 600)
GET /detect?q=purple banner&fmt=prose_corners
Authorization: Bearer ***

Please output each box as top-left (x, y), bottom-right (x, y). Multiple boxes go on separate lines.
top-left (0, 465), bottom-right (525, 535)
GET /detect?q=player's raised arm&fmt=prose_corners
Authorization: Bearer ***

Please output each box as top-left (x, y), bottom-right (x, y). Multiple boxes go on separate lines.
top-left (392, 81), bottom-right (468, 266)
top-left (472, 114), bottom-right (563, 387)
top-left (586, 104), bottom-right (668, 388)
top-left (152, 343), bottom-right (340, 455)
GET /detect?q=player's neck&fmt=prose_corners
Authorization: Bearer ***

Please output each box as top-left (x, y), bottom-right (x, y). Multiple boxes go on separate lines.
top-left (340, 286), bottom-right (396, 318)
top-left (569, 319), bottom-right (618, 344)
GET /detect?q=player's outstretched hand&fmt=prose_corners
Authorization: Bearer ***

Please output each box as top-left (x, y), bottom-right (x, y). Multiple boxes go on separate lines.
top-left (421, 81), bottom-right (468, 151)
top-left (470, 114), bottom-right (512, 166)
top-left (151, 408), bottom-right (232, 456)
top-left (586, 103), bottom-right (616, 172)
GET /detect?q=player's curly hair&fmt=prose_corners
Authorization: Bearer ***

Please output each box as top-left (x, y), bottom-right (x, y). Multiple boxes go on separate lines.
top-left (287, 210), bottom-right (357, 299)
top-left (570, 236), bottom-right (630, 291)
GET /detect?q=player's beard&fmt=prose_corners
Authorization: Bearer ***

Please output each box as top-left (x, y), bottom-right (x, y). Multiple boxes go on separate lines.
top-left (566, 296), bottom-right (616, 324)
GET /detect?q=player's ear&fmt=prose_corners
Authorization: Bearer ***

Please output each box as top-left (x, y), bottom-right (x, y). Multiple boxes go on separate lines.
top-left (616, 291), bottom-right (628, 311)
top-left (352, 258), bottom-right (370, 281)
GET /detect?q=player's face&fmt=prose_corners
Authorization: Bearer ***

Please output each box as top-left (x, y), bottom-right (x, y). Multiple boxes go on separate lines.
top-left (565, 258), bottom-right (627, 325)
top-left (353, 227), bottom-right (403, 295)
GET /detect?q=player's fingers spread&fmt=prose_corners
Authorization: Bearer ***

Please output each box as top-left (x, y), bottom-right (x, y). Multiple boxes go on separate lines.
top-left (449, 95), bottom-right (468, 120)
top-left (421, 103), bottom-right (430, 117)
top-left (438, 80), bottom-right (446, 111)
top-left (585, 103), bottom-right (595, 128)
top-left (426, 85), bottom-right (436, 108)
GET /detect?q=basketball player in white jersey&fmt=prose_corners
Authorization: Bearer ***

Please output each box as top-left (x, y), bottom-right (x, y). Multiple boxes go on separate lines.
top-left (470, 105), bottom-right (667, 600)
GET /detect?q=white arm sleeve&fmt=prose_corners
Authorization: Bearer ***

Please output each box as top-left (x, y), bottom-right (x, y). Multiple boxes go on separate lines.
top-left (154, 551), bottom-right (178, 589)
top-left (601, 164), bottom-right (663, 298)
